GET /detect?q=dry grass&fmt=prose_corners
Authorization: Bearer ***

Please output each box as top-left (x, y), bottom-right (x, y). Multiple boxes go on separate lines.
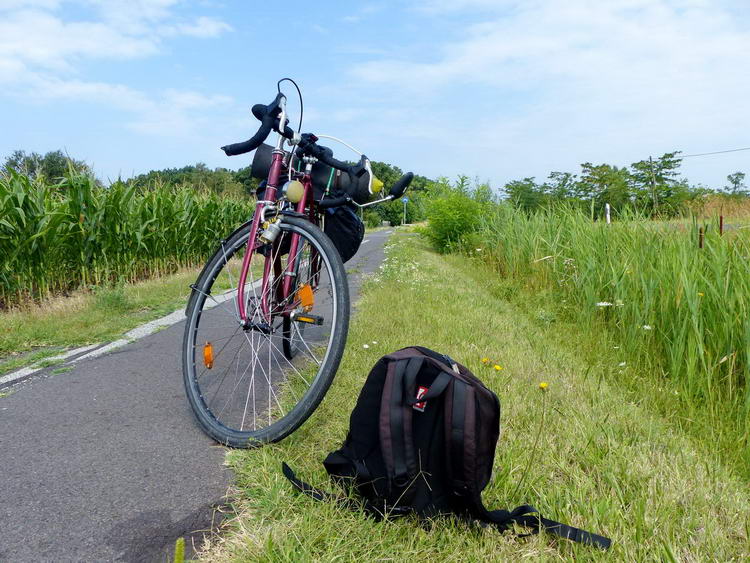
top-left (688, 194), bottom-right (750, 220)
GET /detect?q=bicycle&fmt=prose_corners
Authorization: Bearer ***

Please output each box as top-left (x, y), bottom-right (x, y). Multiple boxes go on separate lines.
top-left (182, 80), bottom-right (413, 448)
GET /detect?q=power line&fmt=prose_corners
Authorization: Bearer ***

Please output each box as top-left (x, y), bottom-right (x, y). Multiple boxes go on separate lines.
top-left (681, 146), bottom-right (750, 158)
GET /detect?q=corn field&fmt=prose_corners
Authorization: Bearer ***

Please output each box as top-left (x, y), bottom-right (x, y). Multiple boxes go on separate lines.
top-left (0, 170), bottom-right (253, 307)
top-left (462, 206), bottom-right (750, 463)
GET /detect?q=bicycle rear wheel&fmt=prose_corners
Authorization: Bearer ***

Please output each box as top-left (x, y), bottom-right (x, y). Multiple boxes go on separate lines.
top-left (182, 216), bottom-right (349, 447)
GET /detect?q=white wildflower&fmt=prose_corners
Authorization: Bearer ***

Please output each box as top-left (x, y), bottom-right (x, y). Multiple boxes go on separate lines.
top-left (363, 344), bottom-right (369, 349)
top-left (618, 361), bottom-right (626, 367)
top-left (596, 302), bottom-right (613, 307)
top-left (642, 325), bottom-right (652, 330)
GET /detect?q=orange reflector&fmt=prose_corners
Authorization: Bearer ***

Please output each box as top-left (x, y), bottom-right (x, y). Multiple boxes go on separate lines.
top-left (203, 341), bottom-right (214, 369)
top-left (297, 283), bottom-right (314, 312)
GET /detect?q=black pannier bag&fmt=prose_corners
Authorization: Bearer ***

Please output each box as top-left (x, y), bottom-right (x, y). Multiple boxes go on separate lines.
top-left (255, 175), bottom-right (365, 264)
top-left (255, 181), bottom-right (364, 264)
top-left (251, 142), bottom-right (372, 204)
top-left (322, 205), bottom-right (364, 263)
top-left (282, 346), bottom-right (611, 551)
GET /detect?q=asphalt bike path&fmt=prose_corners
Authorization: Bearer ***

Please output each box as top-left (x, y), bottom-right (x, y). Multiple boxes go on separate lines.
top-left (0, 229), bottom-right (392, 562)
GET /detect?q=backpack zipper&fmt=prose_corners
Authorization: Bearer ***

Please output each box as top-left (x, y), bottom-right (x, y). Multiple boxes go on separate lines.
top-left (442, 354), bottom-right (460, 374)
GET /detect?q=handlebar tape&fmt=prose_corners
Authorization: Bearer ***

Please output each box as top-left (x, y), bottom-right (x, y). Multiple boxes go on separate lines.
top-left (388, 172), bottom-right (414, 199)
top-left (221, 93), bottom-right (287, 156)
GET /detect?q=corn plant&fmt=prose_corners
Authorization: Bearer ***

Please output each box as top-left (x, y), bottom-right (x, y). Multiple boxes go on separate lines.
top-left (0, 169), bottom-right (253, 307)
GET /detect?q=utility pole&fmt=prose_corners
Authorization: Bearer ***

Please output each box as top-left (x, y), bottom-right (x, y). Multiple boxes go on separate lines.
top-left (648, 156), bottom-right (658, 213)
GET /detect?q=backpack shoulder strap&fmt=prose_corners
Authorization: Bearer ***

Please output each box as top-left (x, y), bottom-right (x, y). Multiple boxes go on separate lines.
top-left (380, 357), bottom-right (423, 489)
top-left (282, 462), bottom-right (410, 520)
top-left (484, 504), bottom-right (611, 550)
top-left (445, 378), bottom-right (476, 495)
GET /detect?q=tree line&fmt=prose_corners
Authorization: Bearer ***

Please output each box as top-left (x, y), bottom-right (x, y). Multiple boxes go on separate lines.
top-left (503, 151), bottom-right (747, 218)
top-left (4, 149), bottom-right (746, 222)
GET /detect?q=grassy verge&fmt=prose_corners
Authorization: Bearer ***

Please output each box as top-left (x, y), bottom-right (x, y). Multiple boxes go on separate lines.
top-left (0, 267), bottom-right (200, 371)
top-left (200, 234), bottom-right (750, 562)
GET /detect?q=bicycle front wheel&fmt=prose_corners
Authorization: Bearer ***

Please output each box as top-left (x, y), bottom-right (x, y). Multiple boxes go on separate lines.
top-left (182, 216), bottom-right (349, 447)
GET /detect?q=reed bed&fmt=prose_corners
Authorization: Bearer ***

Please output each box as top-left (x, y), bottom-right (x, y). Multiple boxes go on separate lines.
top-left (467, 206), bottom-right (750, 464)
top-left (0, 170), bottom-right (252, 307)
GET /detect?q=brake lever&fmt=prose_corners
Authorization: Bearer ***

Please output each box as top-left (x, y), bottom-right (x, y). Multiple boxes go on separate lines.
top-left (350, 155), bottom-right (368, 178)
top-left (278, 95), bottom-right (287, 137)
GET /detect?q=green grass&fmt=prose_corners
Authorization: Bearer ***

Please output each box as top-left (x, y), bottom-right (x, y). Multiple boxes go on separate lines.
top-left (0, 266), bottom-right (200, 365)
top-left (466, 206), bottom-right (750, 471)
top-left (199, 234), bottom-right (750, 562)
top-left (0, 347), bottom-right (64, 375)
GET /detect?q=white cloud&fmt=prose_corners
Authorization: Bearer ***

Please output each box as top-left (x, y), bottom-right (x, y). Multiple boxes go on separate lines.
top-left (348, 0), bottom-right (750, 186)
top-left (162, 16), bottom-right (233, 38)
top-left (0, 9), bottom-right (159, 71)
top-left (0, 0), bottom-right (233, 138)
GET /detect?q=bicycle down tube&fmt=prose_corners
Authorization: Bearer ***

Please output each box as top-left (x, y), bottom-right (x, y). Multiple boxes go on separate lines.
top-left (236, 135), bottom-right (312, 325)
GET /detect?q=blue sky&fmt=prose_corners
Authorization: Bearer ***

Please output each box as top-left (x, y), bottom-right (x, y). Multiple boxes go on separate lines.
top-left (1, 0), bottom-right (748, 190)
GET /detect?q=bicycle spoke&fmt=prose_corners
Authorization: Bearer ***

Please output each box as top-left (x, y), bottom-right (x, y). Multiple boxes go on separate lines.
top-left (184, 218), bottom-right (347, 445)
top-left (290, 321), bottom-right (321, 366)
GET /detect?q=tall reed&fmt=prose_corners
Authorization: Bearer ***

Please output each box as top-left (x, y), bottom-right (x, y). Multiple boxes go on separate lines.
top-left (462, 205), bottom-right (749, 463)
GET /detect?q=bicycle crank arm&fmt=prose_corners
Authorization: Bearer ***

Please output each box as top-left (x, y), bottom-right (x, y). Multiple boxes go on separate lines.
top-left (242, 319), bottom-right (272, 334)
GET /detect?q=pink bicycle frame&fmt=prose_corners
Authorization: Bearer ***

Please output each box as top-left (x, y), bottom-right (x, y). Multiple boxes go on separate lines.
top-left (235, 137), bottom-right (316, 325)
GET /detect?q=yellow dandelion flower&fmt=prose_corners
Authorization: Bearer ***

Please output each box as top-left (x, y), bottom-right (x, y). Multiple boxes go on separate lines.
top-left (698, 292), bottom-right (704, 297)
top-left (481, 357), bottom-right (489, 364)
top-left (539, 382), bottom-right (548, 390)
top-left (493, 365), bottom-right (502, 371)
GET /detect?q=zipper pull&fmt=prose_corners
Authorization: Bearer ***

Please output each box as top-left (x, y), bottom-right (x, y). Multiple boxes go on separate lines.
top-left (442, 354), bottom-right (460, 374)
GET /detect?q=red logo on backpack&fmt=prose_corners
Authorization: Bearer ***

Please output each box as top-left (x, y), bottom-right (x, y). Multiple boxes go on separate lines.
top-left (413, 386), bottom-right (429, 412)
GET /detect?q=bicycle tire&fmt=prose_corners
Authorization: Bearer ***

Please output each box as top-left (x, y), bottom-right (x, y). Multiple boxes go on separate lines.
top-left (182, 216), bottom-right (349, 447)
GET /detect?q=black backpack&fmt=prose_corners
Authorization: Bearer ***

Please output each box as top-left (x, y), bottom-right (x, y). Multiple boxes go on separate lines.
top-left (283, 346), bottom-right (611, 550)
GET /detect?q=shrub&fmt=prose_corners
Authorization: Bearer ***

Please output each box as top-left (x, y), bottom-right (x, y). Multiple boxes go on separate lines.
top-left (424, 187), bottom-right (485, 252)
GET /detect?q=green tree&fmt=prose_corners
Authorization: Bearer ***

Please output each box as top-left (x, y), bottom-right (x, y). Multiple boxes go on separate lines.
top-left (630, 152), bottom-right (683, 215)
top-left (503, 177), bottom-right (544, 212)
top-left (3, 149), bottom-right (91, 181)
top-left (129, 163), bottom-right (245, 197)
top-left (369, 160), bottom-right (431, 226)
top-left (725, 171), bottom-right (747, 196)
top-left (234, 165), bottom-right (259, 195)
top-left (576, 163), bottom-right (631, 218)
top-left (543, 171), bottom-right (577, 202)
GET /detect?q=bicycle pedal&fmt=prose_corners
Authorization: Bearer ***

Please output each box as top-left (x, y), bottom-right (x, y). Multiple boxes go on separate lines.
top-left (292, 312), bottom-right (324, 325)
